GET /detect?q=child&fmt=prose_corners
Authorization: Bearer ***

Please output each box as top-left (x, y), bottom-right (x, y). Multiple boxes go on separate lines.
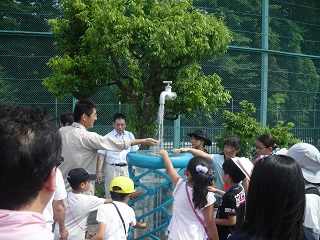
top-left (228, 155), bottom-right (312, 240)
top-left (187, 129), bottom-right (212, 153)
top-left (53, 168), bottom-right (112, 240)
top-left (287, 143), bottom-right (320, 240)
top-left (157, 149), bottom-right (219, 240)
top-left (92, 176), bottom-right (147, 240)
top-left (253, 134), bottom-right (280, 165)
top-left (175, 135), bottom-right (246, 197)
top-left (210, 158), bottom-right (250, 240)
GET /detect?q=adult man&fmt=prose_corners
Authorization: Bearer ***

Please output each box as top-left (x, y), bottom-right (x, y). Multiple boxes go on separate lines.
top-left (58, 99), bottom-right (158, 195)
top-left (0, 105), bottom-right (61, 240)
top-left (43, 113), bottom-right (72, 239)
top-left (43, 168), bottom-right (68, 240)
top-left (287, 143), bottom-right (320, 240)
top-left (97, 113), bottom-right (139, 198)
top-left (59, 112), bottom-right (74, 127)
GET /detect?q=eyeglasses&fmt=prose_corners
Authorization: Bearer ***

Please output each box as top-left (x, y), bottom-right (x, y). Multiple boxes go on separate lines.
top-left (255, 146), bottom-right (268, 152)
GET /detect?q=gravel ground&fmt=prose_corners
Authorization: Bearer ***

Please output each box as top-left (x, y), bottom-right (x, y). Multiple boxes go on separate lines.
top-left (86, 211), bottom-right (99, 239)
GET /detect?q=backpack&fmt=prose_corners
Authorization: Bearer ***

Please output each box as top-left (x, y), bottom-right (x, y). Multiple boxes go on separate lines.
top-left (305, 187), bottom-right (320, 197)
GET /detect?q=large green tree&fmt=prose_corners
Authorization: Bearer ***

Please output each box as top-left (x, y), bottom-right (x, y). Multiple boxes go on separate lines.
top-left (43, 0), bottom-right (233, 139)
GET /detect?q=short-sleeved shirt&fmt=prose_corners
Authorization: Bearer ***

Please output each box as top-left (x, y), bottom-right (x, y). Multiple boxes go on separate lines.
top-left (168, 178), bottom-right (216, 240)
top-left (304, 183), bottom-right (320, 239)
top-left (98, 129), bottom-right (138, 165)
top-left (216, 185), bottom-right (245, 240)
top-left (54, 192), bottom-right (105, 240)
top-left (96, 201), bottom-right (136, 240)
top-left (44, 168), bottom-right (67, 230)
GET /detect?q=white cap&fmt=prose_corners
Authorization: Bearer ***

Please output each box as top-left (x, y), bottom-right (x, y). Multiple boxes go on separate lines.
top-left (231, 157), bottom-right (254, 180)
top-left (287, 143), bottom-right (320, 183)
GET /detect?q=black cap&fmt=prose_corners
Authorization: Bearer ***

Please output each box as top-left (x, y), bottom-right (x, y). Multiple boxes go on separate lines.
top-left (67, 168), bottom-right (96, 185)
top-left (187, 129), bottom-right (212, 146)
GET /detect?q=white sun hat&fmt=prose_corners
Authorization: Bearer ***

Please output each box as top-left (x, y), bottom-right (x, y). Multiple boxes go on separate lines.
top-left (231, 157), bottom-right (254, 180)
top-left (287, 143), bottom-right (320, 184)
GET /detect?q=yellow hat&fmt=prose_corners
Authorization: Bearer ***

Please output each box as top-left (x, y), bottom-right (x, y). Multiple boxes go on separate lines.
top-left (109, 176), bottom-right (134, 194)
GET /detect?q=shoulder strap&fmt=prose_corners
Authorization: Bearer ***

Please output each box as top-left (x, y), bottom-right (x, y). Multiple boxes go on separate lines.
top-left (305, 187), bottom-right (320, 197)
top-left (185, 181), bottom-right (209, 236)
top-left (111, 202), bottom-right (127, 234)
top-left (67, 193), bottom-right (85, 231)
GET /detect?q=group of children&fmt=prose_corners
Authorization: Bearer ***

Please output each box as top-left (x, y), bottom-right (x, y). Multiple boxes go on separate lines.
top-left (169, 132), bottom-right (320, 240)
top-left (54, 168), bottom-right (146, 240)
top-left (57, 132), bottom-right (319, 240)
top-left (169, 134), bottom-right (251, 240)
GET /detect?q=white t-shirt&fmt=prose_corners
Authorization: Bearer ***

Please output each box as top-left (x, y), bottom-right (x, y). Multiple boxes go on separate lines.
top-left (168, 178), bottom-right (216, 240)
top-left (43, 168), bottom-right (67, 230)
top-left (304, 183), bottom-right (320, 239)
top-left (54, 192), bottom-right (105, 240)
top-left (96, 201), bottom-right (136, 240)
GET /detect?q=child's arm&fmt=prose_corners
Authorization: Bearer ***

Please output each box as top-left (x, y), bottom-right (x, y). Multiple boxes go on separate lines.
top-left (132, 222), bottom-right (147, 229)
top-left (174, 148), bottom-right (212, 162)
top-left (242, 177), bottom-right (249, 196)
top-left (157, 149), bottom-right (181, 187)
top-left (208, 186), bottom-right (225, 196)
top-left (204, 204), bottom-right (219, 240)
top-left (91, 222), bottom-right (106, 240)
top-left (215, 215), bottom-right (236, 226)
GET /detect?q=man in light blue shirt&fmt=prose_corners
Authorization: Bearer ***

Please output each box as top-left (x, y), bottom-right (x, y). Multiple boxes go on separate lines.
top-left (97, 113), bottom-right (138, 198)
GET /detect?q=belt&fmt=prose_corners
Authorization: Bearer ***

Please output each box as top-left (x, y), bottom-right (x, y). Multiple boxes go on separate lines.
top-left (109, 163), bottom-right (127, 167)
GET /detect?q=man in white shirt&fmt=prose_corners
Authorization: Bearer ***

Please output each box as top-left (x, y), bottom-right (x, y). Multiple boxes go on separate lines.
top-left (97, 113), bottom-right (139, 198)
top-left (43, 168), bottom-right (68, 239)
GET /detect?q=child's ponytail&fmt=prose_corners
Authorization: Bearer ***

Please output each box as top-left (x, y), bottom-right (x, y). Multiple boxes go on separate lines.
top-left (187, 156), bottom-right (211, 209)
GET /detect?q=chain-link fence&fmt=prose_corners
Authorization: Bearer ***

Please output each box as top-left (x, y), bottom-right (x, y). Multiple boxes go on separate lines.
top-left (1, 0), bottom-right (320, 151)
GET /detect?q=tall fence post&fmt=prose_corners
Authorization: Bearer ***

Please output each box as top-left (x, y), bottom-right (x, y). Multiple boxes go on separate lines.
top-left (260, 0), bottom-right (269, 127)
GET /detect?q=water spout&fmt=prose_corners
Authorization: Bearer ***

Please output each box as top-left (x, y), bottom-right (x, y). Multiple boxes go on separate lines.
top-left (159, 81), bottom-right (177, 105)
top-left (126, 80), bottom-right (193, 239)
top-left (158, 81), bottom-right (177, 149)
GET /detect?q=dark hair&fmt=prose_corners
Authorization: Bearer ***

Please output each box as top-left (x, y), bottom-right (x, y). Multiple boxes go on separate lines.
top-left (237, 155), bottom-right (306, 240)
top-left (0, 105), bottom-right (62, 210)
top-left (187, 156), bottom-right (211, 209)
top-left (110, 191), bottom-right (129, 201)
top-left (69, 181), bottom-right (86, 190)
top-left (113, 113), bottom-right (126, 123)
top-left (60, 112), bottom-right (74, 126)
top-left (73, 99), bottom-right (96, 122)
top-left (223, 135), bottom-right (241, 150)
top-left (223, 159), bottom-right (245, 183)
top-left (256, 134), bottom-right (276, 149)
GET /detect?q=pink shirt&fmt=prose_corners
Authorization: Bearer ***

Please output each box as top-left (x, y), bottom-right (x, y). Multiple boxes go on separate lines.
top-left (0, 209), bottom-right (53, 240)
